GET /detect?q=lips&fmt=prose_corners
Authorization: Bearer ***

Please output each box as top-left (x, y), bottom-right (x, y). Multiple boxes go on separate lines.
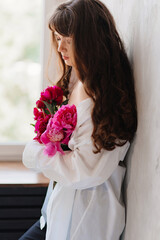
top-left (62, 56), bottom-right (69, 60)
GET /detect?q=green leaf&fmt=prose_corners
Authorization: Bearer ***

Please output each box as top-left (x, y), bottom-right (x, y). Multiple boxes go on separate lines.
top-left (61, 99), bottom-right (68, 106)
top-left (44, 109), bottom-right (50, 115)
top-left (42, 101), bottom-right (55, 115)
top-left (30, 123), bottom-right (35, 127)
top-left (61, 144), bottom-right (71, 151)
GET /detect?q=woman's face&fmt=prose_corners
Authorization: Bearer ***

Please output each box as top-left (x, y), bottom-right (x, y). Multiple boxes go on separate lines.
top-left (54, 31), bottom-right (75, 67)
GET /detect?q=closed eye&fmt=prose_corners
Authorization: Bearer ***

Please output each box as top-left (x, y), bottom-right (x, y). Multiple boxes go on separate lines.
top-left (54, 32), bottom-right (61, 42)
top-left (55, 36), bottom-right (61, 42)
top-left (54, 32), bottom-right (72, 44)
top-left (56, 37), bottom-right (61, 42)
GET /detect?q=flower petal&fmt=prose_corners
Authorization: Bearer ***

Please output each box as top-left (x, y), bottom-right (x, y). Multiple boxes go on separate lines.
top-left (41, 131), bottom-right (50, 144)
top-left (43, 142), bottom-right (57, 156)
top-left (55, 142), bottom-right (64, 155)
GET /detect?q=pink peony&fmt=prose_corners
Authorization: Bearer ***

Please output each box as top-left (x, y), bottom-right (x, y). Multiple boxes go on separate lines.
top-left (40, 104), bottom-right (77, 156)
top-left (40, 86), bottom-right (63, 105)
top-left (52, 104), bottom-right (77, 144)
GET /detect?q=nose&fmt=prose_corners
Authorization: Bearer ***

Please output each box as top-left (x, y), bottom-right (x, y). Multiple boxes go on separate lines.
top-left (57, 39), bottom-right (66, 53)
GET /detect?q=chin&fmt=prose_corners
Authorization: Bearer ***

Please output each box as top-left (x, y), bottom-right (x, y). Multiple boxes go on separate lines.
top-left (65, 61), bottom-right (73, 67)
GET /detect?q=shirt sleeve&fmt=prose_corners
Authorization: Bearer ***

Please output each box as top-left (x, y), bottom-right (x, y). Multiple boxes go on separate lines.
top-left (22, 118), bottom-right (130, 190)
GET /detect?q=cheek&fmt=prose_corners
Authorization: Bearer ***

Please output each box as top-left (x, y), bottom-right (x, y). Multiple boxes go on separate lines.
top-left (65, 45), bottom-right (75, 67)
top-left (67, 44), bottom-right (73, 55)
top-left (69, 49), bottom-right (75, 63)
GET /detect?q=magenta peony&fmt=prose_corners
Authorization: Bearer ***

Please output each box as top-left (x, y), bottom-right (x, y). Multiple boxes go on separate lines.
top-left (33, 107), bottom-right (44, 120)
top-left (36, 100), bottom-right (45, 109)
top-left (32, 85), bottom-right (75, 155)
top-left (40, 104), bottom-right (77, 156)
top-left (40, 86), bottom-right (63, 106)
top-left (32, 86), bottom-right (64, 144)
top-left (33, 108), bottom-right (51, 143)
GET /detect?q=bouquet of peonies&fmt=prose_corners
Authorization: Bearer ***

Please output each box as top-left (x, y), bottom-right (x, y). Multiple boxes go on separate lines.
top-left (32, 86), bottom-right (77, 157)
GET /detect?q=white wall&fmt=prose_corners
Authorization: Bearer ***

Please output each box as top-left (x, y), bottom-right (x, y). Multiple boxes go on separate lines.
top-left (43, 0), bottom-right (66, 87)
top-left (103, 0), bottom-right (160, 239)
top-left (44, 1), bottom-right (160, 239)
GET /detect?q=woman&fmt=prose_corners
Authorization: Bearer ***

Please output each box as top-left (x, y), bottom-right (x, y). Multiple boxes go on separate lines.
top-left (20, 0), bottom-right (137, 239)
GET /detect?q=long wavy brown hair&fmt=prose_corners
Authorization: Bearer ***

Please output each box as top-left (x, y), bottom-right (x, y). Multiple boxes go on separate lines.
top-left (48, 0), bottom-right (137, 152)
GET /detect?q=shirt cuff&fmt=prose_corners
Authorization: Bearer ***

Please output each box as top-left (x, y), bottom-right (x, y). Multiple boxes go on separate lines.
top-left (40, 215), bottom-right (46, 230)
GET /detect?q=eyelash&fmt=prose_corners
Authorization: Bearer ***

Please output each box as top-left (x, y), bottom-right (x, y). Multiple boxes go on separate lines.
top-left (56, 37), bottom-right (61, 42)
top-left (55, 37), bottom-right (71, 44)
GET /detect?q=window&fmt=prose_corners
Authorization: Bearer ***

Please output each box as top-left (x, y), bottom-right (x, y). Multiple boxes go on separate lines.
top-left (0, 0), bottom-right (43, 160)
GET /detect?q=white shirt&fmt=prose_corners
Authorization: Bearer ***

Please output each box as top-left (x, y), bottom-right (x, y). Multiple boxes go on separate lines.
top-left (23, 98), bottom-right (130, 240)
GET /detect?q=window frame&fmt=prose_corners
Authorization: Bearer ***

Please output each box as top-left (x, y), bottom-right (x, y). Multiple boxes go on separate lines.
top-left (0, 144), bottom-right (25, 161)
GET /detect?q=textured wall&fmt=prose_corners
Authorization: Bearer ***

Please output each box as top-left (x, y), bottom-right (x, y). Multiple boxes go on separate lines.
top-left (103, 0), bottom-right (160, 239)
top-left (44, 0), bottom-right (160, 239)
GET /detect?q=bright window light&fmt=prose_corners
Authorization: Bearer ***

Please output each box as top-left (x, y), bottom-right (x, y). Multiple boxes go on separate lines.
top-left (0, 0), bottom-right (43, 143)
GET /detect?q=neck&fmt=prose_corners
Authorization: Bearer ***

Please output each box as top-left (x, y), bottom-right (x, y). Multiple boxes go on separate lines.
top-left (68, 68), bottom-right (81, 97)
